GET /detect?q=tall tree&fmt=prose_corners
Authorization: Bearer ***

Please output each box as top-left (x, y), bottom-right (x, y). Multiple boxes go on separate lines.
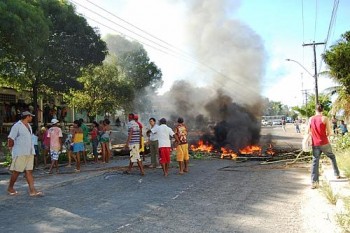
top-left (104, 34), bottom-right (163, 113)
top-left (292, 93), bottom-right (332, 117)
top-left (69, 64), bottom-right (134, 120)
top-left (323, 31), bottom-right (350, 95)
top-left (0, 0), bottom-right (49, 86)
top-left (0, 0), bottom-right (107, 127)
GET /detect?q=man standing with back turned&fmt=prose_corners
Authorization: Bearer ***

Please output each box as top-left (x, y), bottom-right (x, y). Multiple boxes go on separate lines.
top-left (7, 111), bottom-right (43, 196)
top-left (308, 104), bottom-right (340, 189)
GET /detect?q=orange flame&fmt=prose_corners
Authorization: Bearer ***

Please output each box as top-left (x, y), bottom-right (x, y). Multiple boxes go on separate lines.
top-left (190, 140), bottom-right (213, 153)
top-left (239, 145), bottom-right (262, 156)
top-left (220, 147), bottom-right (238, 160)
top-left (266, 144), bottom-right (275, 156)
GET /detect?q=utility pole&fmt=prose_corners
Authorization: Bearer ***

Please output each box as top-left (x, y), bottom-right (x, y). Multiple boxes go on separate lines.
top-left (303, 41), bottom-right (325, 104)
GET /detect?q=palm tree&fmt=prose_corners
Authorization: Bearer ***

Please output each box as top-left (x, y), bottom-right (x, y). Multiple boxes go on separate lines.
top-left (321, 71), bottom-right (350, 121)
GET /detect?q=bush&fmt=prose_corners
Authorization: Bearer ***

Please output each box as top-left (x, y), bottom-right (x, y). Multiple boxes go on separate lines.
top-left (334, 133), bottom-right (350, 151)
top-left (320, 181), bottom-right (338, 205)
top-left (1, 142), bottom-right (12, 167)
top-left (336, 197), bottom-right (350, 232)
top-left (335, 149), bottom-right (350, 178)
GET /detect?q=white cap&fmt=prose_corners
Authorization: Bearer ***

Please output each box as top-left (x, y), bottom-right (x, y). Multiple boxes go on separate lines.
top-left (51, 119), bottom-right (59, 125)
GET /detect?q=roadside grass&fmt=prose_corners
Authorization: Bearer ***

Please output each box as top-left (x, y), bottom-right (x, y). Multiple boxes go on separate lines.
top-left (335, 149), bottom-right (350, 179)
top-left (336, 197), bottom-right (350, 233)
top-left (320, 180), bottom-right (338, 205)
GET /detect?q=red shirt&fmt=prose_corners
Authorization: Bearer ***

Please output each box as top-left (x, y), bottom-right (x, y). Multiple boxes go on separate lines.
top-left (90, 127), bottom-right (98, 140)
top-left (310, 115), bottom-right (329, 146)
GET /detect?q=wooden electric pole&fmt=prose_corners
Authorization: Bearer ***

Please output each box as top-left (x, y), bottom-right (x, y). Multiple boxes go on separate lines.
top-left (303, 41), bottom-right (325, 104)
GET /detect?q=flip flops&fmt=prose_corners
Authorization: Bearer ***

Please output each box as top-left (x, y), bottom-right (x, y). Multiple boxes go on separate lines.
top-left (7, 191), bottom-right (19, 196)
top-left (29, 191), bottom-right (44, 197)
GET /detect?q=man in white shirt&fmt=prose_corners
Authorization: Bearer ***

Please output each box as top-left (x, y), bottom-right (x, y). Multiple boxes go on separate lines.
top-left (7, 111), bottom-right (43, 197)
top-left (151, 118), bottom-right (179, 176)
top-left (147, 117), bottom-right (160, 168)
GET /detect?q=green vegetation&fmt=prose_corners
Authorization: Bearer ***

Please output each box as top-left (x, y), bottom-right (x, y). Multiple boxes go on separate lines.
top-left (336, 197), bottom-right (350, 233)
top-left (335, 149), bottom-right (350, 179)
top-left (320, 181), bottom-right (338, 205)
top-left (334, 134), bottom-right (350, 178)
top-left (0, 1), bottom-right (164, 125)
top-left (1, 142), bottom-right (12, 167)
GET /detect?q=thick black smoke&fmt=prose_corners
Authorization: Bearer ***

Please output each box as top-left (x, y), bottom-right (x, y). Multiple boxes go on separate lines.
top-left (201, 90), bottom-right (261, 151)
top-left (159, 82), bottom-right (261, 151)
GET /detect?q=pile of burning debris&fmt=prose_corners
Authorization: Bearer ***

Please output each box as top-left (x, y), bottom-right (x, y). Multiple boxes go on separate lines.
top-left (189, 140), bottom-right (274, 161)
top-left (189, 140), bottom-right (312, 164)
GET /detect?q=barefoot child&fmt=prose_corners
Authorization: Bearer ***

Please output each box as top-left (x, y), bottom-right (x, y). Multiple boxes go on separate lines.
top-left (47, 119), bottom-right (63, 174)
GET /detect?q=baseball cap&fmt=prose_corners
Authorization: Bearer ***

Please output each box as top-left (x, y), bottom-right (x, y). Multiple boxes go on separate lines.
top-left (21, 111), bottom-right (35, 117)
top-left (51, 119), bottom-right (59, 124)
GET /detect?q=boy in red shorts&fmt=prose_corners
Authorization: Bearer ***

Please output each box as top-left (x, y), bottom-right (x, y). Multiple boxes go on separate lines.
top-left (151, 118), bottom-right (179, 176)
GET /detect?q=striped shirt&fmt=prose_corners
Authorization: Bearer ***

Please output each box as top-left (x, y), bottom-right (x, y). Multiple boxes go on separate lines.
top-left (127, 120), bottom-right (140, 145)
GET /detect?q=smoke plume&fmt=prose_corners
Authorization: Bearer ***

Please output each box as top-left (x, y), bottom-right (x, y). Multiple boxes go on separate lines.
top-left (155, 0), bottom-right (266, 150)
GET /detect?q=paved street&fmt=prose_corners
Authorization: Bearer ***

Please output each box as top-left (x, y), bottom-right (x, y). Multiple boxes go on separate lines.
top-left (0, 124), bottom-right (340, 233)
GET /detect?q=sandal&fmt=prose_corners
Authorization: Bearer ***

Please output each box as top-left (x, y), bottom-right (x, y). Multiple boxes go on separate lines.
top-left (29, 191), bottom-right (44, 197)
top-left (8, 190), bottom-right (19, 196)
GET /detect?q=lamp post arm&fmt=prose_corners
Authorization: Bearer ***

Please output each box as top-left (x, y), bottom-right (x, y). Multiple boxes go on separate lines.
top-left (285, 59), bottom-right (314, 77)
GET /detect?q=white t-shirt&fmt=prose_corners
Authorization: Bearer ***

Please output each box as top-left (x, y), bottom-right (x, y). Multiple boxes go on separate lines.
top-left (151, 124), bottom-right (175, 148)
top-left (8, 120), bottom-right (35, 157)
top-left (149, 125), bottom-right (159, 141)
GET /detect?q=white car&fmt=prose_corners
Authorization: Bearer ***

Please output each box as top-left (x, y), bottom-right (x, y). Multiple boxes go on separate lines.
top-left (261, 120), bottom-right (272, 126)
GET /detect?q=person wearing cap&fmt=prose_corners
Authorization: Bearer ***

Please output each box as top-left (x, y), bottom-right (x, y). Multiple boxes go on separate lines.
top-left (47, 119), bottom-right (63, 174)
top-left (7, 111), bottom-right (43, 196)
top-left (124, 113), bottom-right (145, 175)
top-left (307, 104), bottom-right (341, 189)
top-left (174, 117), bottom-right (190, 174)
top-left (151, 118), bottom-right (179, 176)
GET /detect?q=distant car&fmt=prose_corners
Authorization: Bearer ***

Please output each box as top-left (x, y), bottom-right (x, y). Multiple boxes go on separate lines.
top-left (272, 120), bottom-right (282, 125)
top-left (261, 120), bottom-right (272, 126)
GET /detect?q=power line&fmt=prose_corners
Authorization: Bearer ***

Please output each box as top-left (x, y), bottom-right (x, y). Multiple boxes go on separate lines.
top-left (318, 0), bottom-right (339, 73)
top-left (313, 0), bottom-right (318, 41)
top-left (84, 0), bottom-right (194, 60)
top-left (71, 0), bottom-right (186, 58)
top-left (301, 0), bottom-right (305, 43)
top-left (70, 0), bottom-right (261, 98)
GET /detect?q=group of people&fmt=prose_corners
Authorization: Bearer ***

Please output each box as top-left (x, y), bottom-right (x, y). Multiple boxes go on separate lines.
top-left (49, 118), bottom-right (112, 172)
top-left (124, 113), bottom-right (189, 177)
top-left (6, 111), bottom-right (114, 196)
top-left (10, 104), bottom-right (345, 194)
top-left (6, 109), bottom-right (189, 196)
top-left (331, 115), bottom-right (348, 135)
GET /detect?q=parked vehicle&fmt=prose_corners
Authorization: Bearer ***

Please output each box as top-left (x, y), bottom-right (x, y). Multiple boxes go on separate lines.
top-left (272, 120), bottom-right (282, 125)
top-left (261, 120), bottom-right (272, 126)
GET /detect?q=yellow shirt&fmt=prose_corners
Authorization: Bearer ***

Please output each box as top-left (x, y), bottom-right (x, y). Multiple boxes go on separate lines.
top-left (73, 132), bottom-right (83, 143)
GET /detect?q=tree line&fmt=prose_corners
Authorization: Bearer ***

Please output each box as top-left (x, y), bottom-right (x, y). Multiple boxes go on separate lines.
top-left (0, 0), bottom-right (162, 127)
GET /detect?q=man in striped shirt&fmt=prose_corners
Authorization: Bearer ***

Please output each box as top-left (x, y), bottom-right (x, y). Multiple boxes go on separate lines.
top-left (124, 113), bottom-right (145, 176)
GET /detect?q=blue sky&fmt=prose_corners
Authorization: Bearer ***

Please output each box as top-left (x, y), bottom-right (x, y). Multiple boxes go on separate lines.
top-left (236, 0), bottom-right (350, 105)
top-left (71, 0), bottom-right (350, 106)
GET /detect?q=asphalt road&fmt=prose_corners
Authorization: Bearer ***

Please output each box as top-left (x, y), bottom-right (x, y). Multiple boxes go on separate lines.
top-left (0, 124), bottom-right (340, 233)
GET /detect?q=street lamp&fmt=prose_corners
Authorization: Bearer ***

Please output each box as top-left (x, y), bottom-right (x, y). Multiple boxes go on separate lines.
top-left (286, 58), bottom-right (318, 104)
